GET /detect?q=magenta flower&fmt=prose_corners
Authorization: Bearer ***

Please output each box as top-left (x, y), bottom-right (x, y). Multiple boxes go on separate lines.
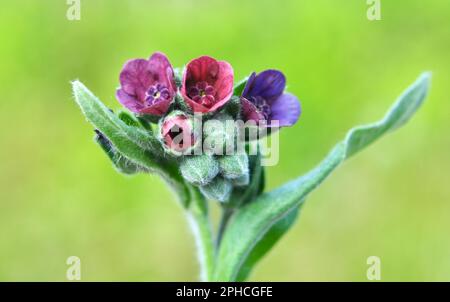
top-left (160, 112), bottom-right (197, 154)
top-left (116, 52), bottom-right (176, 116)
top-left (181, 56), bottom-right (234, 113)
top-left (241, 70), bottom-right (301, 127)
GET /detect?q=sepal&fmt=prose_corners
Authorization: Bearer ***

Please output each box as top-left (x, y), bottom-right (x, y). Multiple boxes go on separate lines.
top-left (218, 153), bottom-right (249, 180)
top-left (232, 173), bottom-right (250, 187)
top-left (180, 154), bottom-right (219, 186)
top-left (229, 146), bottom-right (265, 207)
top-left (220, 96), bottom-right (241, 120)
top-left (203, 113), bottom-right (237, 155)
top-left (199, 177), bottom-right (233, 203)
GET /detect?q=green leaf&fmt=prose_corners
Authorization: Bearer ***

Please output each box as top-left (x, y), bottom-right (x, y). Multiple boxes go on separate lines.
top-left (72, 81), bottom-right (163, 156)
top-left (233, 77), bottom-right (249, 96)
top-left (235, 205), bottom-right (300, 281)
top-left (117, 109), bottom-right (153, 132)
top-left (72, 80), bottom-right (190, 206)
top-left (117, 110), bottom-right (140, 127)
top-left (213, 72), bottom-right (431, 281)
top-left (94, 130), bottom-right (143, 175)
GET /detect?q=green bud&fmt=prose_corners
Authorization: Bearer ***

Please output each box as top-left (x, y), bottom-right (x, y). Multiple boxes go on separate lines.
top-left (173, 67), bottom-right (183, 88)
top-left (199, 177), bottom-right (233, 203)
top-left (203, 113), bottom-right (237, 155)
top-left (173, 93), bottom-right (191, 113)
top-left (219, 153), bottom-right (249, 180)
top-left (221, 95), bottom-right (241, 119)
top-left (232, 173), bottom-right (250, 187)
top-left (180, 154), bottom-right (219, 186)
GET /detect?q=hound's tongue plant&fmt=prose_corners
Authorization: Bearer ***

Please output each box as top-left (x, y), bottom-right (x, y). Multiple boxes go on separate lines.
top-left (72, 51), bottom-right (430, 281)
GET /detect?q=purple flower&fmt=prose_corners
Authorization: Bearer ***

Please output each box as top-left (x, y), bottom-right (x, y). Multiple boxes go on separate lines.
top-left (241, 70), bottom-right (301, 127)
top-left (116, 52), bottom-right (176, 116)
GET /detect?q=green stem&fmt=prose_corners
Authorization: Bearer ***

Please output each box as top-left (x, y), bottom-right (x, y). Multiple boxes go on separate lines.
top-left (215, 207), bottom-right (234, 249)
top-left (159, 162), bottom-right (215, 281)
top-left (186, 186), bottom-right (215, 281)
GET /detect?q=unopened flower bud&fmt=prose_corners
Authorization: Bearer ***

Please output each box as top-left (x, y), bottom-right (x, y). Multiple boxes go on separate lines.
top-left (180, 154), bottom-right (219, 186)
top-left (159, 111), bottom-right (199, 155)
top-left (199, 177), bottom-right (233, 203)
top-left (218, 153), bottom-right (249, 180)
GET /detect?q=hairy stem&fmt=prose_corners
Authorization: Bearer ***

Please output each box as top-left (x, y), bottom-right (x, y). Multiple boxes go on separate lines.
top-left (186, 186), bottom-right (215, 281)
top-left (216, 207), bottom-right (234, 249)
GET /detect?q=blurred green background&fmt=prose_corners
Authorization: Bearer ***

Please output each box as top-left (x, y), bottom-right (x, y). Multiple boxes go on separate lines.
top-left (0, 0), bottom-right (449, 281)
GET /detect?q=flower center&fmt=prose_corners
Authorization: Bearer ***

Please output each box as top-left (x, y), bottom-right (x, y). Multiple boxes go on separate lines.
top-left (250, 96), bottom-right (271, 120)
top-left (145, 84), bottom-right (171, 105)
top-left (168, 124), bottom-right (182, 141)
top-left (188, 81), bottom-right (216, 107)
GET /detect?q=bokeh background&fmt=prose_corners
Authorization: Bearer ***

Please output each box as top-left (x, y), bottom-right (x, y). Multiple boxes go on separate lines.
top-left (0, 0), bottom-right (449, 281)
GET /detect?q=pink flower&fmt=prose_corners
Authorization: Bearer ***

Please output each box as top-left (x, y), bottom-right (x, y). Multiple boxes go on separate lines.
top-left (181, 56), bottom-right (234, 113)
top-left (160, 112), bottom-right (197, 154)
top-left (116, 52), bottom-right (176, 116)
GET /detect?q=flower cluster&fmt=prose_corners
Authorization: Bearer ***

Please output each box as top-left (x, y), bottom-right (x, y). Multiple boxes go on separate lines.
top-left (115, 52), bottom-right (301, 201)
top-left (74, 54), bottom-right (429, 280)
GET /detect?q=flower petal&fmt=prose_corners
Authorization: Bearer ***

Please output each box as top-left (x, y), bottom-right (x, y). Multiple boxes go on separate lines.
top-left (268, 93), bottom-right (301, 127)
top-left (119, 59), bottom-right (152, 102)
top-left (139, 98), bottom-right (172, 116)
top-left (148, 52), bottom-right (176, 94)
top-left (116, 89), bottom-right (143, 113)
top-left (181, 56), bottom-right (234, 113)
top-left (240, 97), bottom-right (266, 123)
top-left (242, 70), bottom-right (286, 102)
top-left (185, 99), bottom-right (210, 113)
top-left (215, 60), bottom-right (234, 99)
top-left (184, 56), bottom-right (219, 84)
top-left (241, 72), bottom-right (256, 97)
